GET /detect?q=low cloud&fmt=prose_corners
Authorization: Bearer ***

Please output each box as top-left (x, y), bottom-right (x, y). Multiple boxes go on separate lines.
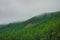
top-left (0, 0), bottom-right (60, 24)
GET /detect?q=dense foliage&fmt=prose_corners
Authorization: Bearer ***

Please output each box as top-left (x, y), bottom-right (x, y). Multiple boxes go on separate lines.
top-left (0, 11), bottom-right (60, 40)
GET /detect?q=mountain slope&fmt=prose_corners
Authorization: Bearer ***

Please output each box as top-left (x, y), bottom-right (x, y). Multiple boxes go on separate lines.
top-left (0, 11), bottom-right (60, 40)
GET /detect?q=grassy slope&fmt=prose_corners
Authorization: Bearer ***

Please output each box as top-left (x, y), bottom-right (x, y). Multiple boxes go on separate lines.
top-left (0, 11), bottom-right (60, 40)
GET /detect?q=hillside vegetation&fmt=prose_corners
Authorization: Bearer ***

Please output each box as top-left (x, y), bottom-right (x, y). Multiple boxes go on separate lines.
top-left (0, 11), bottom-right (60, 40)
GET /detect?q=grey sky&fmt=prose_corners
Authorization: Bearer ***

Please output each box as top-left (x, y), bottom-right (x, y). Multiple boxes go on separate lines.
top-left (0, 0), bottom-right (60, 24)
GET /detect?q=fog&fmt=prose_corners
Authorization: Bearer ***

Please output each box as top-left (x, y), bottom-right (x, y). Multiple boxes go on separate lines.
top-left (0, 0), bottom-right (60, 24)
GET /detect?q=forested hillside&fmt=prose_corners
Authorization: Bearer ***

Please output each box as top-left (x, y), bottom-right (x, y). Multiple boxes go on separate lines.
top-left (0, 11), bottom-right (60, 40)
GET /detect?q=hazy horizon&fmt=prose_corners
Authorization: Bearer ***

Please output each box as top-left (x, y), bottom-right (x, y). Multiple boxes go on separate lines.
top-left (0, 0), bottom-right (60, 24)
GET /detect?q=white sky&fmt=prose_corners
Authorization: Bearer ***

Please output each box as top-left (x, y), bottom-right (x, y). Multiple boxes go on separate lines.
top-left (0, 0), bottom-right (60, 24)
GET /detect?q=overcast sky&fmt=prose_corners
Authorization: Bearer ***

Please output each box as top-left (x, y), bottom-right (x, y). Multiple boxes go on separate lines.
top-left (0, 0), bottom-right (60, 24)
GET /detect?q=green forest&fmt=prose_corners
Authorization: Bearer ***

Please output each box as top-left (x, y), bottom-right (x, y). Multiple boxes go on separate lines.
top-left (0, 11), bottom-right (60, 40)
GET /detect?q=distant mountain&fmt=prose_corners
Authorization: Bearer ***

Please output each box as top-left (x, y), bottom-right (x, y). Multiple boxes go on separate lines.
top-left (0, 11), bottom-right (60, 40)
